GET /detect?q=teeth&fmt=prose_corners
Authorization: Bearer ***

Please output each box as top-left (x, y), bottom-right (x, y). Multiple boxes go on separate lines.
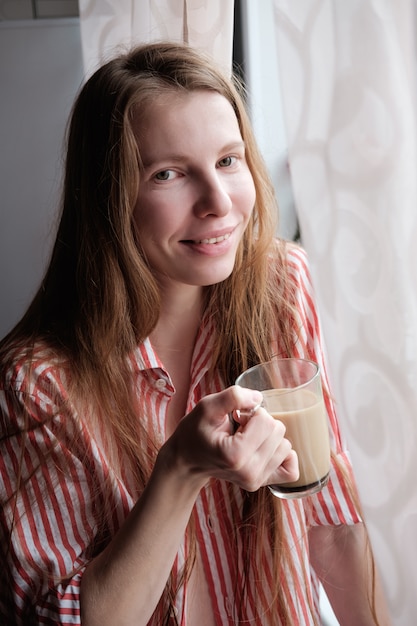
top-left (198, 232), bottom-right (231, 244)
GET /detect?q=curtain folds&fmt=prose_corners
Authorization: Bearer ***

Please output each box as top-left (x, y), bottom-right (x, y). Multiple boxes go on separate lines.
top-left (78, 0), bottom-right (235, 77)
top-left (272, 1), bottom-right (417, 623)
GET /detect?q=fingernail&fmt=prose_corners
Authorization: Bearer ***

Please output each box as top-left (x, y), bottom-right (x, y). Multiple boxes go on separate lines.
top-left (240, 400), bottom-right (264, 418)
top-left (250, 401), bottom-right (263, 415)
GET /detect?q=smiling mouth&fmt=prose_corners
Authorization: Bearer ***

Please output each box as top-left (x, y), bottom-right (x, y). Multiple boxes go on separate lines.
top-left (185, 232), bottom-right (232, 245)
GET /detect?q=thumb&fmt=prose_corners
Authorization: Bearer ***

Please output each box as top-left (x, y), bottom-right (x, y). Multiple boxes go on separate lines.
top-left (198, 386), bottom-right (264, 428)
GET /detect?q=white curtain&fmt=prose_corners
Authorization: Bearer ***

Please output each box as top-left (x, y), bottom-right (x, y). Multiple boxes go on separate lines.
top-left (272, 1), bottom-right (417, 623)
top-left (78, 0), bottom-right (235, 77)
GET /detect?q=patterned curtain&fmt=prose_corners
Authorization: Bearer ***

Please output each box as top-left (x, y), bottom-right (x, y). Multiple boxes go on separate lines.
top-left (78, 0), bottom-right (235, 77)
top-left (272, 1), bottom-right (417, 623)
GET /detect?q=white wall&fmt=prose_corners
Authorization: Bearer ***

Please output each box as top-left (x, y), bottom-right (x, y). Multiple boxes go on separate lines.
top-left (0, 18), bottom-right (84, 339)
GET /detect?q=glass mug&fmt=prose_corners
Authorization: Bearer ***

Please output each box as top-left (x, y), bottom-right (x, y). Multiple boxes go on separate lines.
top-left (235, 357), bottom-right (330, 499)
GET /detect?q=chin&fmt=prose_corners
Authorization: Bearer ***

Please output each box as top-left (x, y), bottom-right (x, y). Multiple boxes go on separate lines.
top-left (176, 260), bottom-right (237, 288)
top-left (198, 269), bottom-right (235, 287)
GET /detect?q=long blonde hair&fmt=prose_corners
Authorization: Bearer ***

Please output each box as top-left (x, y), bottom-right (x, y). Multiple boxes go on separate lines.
top-left (0, 42), bottom-right (326, 624)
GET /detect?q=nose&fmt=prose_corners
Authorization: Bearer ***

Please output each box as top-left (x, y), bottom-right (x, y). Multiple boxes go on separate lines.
top-left (193, 172), bottom-right (233, 218)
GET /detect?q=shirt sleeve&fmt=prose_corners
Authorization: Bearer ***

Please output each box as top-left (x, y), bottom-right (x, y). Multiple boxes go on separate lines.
top-left (286, 244), bottom-right (362, 527)
top-left (0, 360), bottom-right (128, 625)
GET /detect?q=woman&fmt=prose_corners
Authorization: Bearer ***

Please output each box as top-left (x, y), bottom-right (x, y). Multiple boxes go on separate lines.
top-left (0, 42), bottom-right (390, 625)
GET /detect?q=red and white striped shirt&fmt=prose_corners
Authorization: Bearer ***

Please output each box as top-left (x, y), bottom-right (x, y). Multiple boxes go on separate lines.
top-left (0, 245), bottom-right (361, 624)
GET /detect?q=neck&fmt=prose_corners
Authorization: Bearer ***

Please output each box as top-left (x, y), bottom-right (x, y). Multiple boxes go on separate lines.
top-left (151, 283), bottom-right (204, 353)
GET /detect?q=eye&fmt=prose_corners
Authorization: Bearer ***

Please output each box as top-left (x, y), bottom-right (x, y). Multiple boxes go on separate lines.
top-left (154, 169), bottom-right (176, 181)
top-left (217, 156), bottom-right (237, 168)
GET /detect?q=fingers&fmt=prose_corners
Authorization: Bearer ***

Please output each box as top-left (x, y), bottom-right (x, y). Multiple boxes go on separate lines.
top-left (270, 449), bottom-right (299, 485)
top-left (175, 387), bottom-right (299, 492)
top-left (168, 387), bottom-right (266, 476)
top-left (200, 385), bottom-right (264, 427)
top-left (231, 400), bottom-right (263, 429)
top-left (232, 411), bottom-right (299, 490)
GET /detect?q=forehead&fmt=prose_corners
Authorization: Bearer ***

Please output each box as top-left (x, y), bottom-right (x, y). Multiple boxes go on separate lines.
top-left (132, 89), bottom-right (242, 144)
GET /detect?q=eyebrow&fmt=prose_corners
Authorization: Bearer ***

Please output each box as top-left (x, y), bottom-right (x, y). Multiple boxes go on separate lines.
top-left (220, 140), bottom-right (246, 152)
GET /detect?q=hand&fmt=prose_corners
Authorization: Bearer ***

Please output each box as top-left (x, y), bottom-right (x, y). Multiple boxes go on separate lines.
top-left (164, 385), bottom-right (299, 492)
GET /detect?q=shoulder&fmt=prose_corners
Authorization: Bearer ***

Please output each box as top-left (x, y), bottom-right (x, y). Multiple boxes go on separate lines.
top-left (271, 239), bottom-right (321, 339)
top-left (0, 342), bottom-right (71, 429)
top-left (1, 342), bottom-right (68, 391)
top-left (272, 239), bottom-right (314, 293)
top-left (284, 239), bottom-right (310, 273)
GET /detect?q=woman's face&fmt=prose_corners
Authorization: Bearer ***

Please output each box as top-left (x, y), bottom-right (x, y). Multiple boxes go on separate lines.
top-left (132, 90), bottom-right (256, 292)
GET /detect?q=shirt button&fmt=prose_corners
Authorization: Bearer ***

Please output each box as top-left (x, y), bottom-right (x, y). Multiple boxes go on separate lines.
top-left (155, 378), bottom-right (167, 390)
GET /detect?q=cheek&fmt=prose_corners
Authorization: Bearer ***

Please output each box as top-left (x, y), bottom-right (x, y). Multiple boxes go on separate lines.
top-left (237, 176), bottom-right (256, 218)
top-left (134, 204), bottom-right (180, 247)
top-left (133, 211), bottom-right (157, 252)
top-left (133, 196), bottom-right (160, 235)
top-left (132, 200), bottom-right (144, 232)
